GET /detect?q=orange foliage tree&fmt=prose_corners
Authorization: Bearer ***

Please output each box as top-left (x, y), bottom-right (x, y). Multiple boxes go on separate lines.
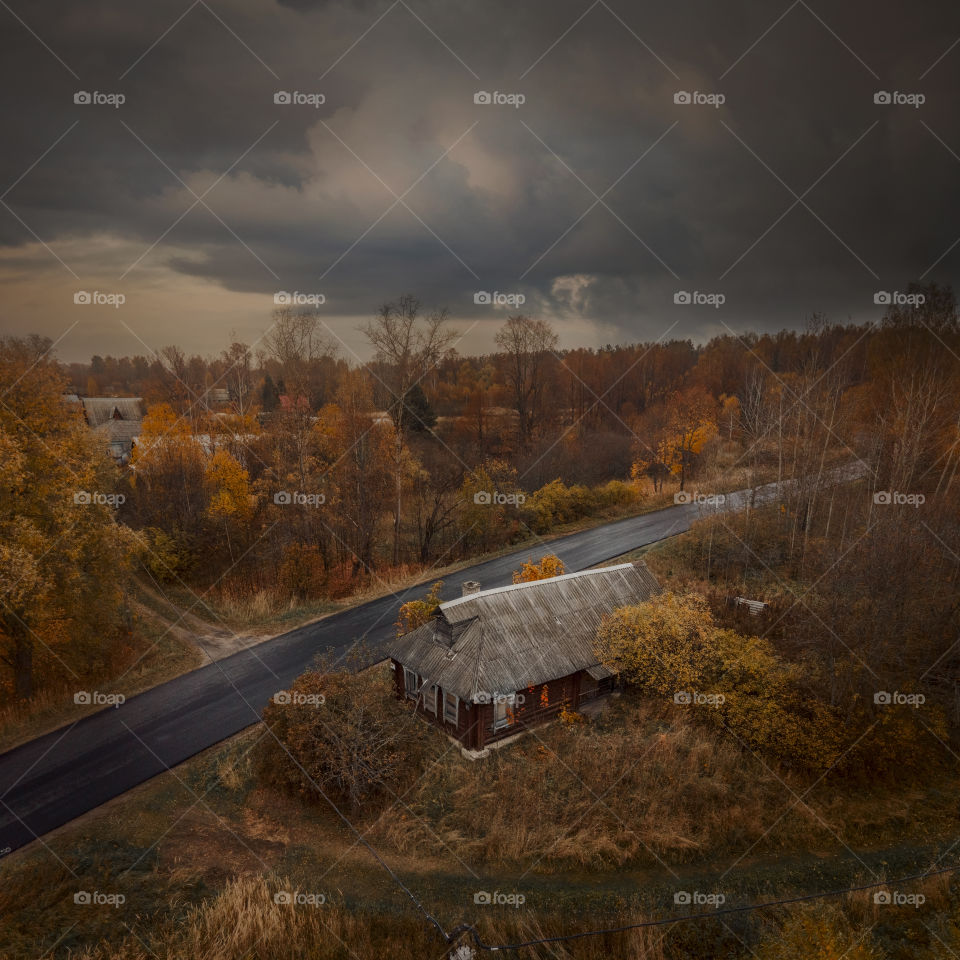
top-left (395, 581), bottom-right (443, 637)
top-left (512, 553), bottom-right (565, 583)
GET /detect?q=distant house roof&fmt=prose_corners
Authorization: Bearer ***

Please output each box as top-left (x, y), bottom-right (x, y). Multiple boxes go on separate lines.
top-left (79, 397), bottom-right (144, 427)
top-left (94, 419), bottom-right (141, 443)
top-left (385, 562), bottom-right (661, 702)
top-left (204, 387), bottom-right (230, 405)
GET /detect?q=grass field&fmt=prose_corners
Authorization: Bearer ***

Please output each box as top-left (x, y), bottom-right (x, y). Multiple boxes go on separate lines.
top-left (2, 681), bottom-right (958, 959)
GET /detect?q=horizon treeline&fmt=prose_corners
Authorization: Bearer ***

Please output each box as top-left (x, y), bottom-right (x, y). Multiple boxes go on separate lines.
top-left (2, 282), bottom-right (958, 703)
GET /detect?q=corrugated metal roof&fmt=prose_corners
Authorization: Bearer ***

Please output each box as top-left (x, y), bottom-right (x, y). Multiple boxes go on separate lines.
top-left (80, 397), bottom-right (144, 427)
top-left (94, 420), bottom-right (141, 443)
top-left (585, 663), bottom-right (614, 681)
top-left (385, 561), bottom-right (660, 702)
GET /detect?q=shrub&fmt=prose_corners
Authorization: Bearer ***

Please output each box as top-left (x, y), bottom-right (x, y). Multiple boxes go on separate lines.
top-left (595, 592), bottom-right (845, 771)
top-left (512, 554), bottom-right (565, 583)
top-left (529, 479), bottom-right (597, 532)
top-left (140, 526), bottom-right (196, 582)
top-left (755, 906), bottom-right (884, 960)
top-left (277, 543), bottom-right (325, 600)
top-left (595, 478), bottom-right (641, 508)
top-left (395, 580), bottom-right (443, 637)
top-left (595, 592), bottom-right (717, 695)
top-left (258, 666), bottom-right (426, 811)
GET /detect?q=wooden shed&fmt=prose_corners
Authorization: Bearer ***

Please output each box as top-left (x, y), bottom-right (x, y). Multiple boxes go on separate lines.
top-left (385, 561), bottom-right (660, 755)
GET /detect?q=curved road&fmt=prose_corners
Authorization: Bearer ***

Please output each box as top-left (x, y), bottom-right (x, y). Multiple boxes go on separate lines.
top-left (0, 485), bottom-right (768, 856)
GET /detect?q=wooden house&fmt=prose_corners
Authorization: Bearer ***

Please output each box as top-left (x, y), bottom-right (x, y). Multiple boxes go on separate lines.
top-left (66, 396), bottom-right (144, 463)
top-left (385, 562), bottom-right (660, 755)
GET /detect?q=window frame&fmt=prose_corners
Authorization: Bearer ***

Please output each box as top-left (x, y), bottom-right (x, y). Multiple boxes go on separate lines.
top-left (424, 683), bottom-right (438, 713)
top-left (403, 667), bottom-right (419, 700)
top-left (492, 693), bottom-right (516, 731)
top-left (443, 691), bottom-right (459, 724)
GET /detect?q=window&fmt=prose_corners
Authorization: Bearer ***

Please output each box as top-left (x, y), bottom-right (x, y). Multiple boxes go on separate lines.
top-left (492, 694), bottom-right (516, 731)
top-left (403, 667), bottom-right (419, 699)
top-left (425, 684), bottom-right (438, 713)
top-left (443, 691), bottom-right (459, 724)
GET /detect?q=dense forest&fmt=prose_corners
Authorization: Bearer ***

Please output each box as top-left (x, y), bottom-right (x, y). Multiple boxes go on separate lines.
top-left (1, 282), bottom-right (958, 708)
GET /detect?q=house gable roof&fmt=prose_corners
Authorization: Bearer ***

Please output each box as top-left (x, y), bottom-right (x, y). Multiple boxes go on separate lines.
top-left (80, 397), bottom-right (144, 427)
top-left (385, 562), bottom-right (660, 702)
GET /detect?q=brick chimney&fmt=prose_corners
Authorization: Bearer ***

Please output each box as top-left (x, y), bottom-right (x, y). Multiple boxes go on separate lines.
top-left (461, 580), bottom-right (482, 597)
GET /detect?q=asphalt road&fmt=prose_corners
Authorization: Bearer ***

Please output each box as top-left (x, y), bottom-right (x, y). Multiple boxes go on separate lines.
top-left (0, 483), bottom-right (771, 856)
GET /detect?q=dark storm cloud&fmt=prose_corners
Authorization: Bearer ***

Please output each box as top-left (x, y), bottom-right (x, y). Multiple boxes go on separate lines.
top-left (1, 0), bottom-right (959, 356)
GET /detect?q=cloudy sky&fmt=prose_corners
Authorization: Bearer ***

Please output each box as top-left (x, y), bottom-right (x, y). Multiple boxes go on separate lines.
top-left (0, 0), bottom-right (958, 361)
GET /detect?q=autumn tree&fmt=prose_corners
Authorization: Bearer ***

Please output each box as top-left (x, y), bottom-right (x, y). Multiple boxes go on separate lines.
top-left (362, 295), bottom-right (456, 564)
top-left (458, 460), bottom-right (526, 552)
top-left (669, 386), bottom-right (717, 491)
top-left (495, 314), bottom-right (559, 446)
top-left (131, 402), bottom-right (207, 538)
top-left (395, 581), bottom-right (443, 636)
top-left (219, 339), bottom-right (255, 416)
top-left (595, 591), bottom-right (716, 694)
top-left (314, 370), bottom-right (395, 574)
top-left (0, 336), bottom-right (133, 700)
top-left (204, 449), bottom-right (253, 562)
top-left (261, 310), bottom-right (339, 502)
top-left (410, 442), bottom-right (464, 563)
top-left (595, 592), bottom-right (844, 770)
top-left (261, 308), bottom-right (338, 407)
top-left (630, 402), bottom-right (674, 493)
top-left (512, 553), bottom-right (564, 583)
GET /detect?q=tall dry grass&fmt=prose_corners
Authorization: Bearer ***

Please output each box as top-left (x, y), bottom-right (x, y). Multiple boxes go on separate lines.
top-left (66, 875), bottom-right (667, 960)
top-left (58, 871), bottom-right (960, 960)
top-left (369, 697), bottom-right (826, 869)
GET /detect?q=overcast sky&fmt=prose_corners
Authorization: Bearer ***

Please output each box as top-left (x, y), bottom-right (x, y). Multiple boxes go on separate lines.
top-left (0, 0), bottom-right (958, 362)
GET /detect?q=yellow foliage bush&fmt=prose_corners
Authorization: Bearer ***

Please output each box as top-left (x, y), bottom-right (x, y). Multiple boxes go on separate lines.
top-left (512, 554), bottom-right (565, 583)
top-left (395, 581), bottom-right (443, 636)
top-left (595, 592), bottom-right (846, 771)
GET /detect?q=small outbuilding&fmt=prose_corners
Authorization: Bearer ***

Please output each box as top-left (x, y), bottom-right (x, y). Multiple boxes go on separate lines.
top-left (385, 561), bottom-right (660, 756)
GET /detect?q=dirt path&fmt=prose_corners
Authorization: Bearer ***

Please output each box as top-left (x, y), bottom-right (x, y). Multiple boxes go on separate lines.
top-left (132, 586), bottom-right (274, 662)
